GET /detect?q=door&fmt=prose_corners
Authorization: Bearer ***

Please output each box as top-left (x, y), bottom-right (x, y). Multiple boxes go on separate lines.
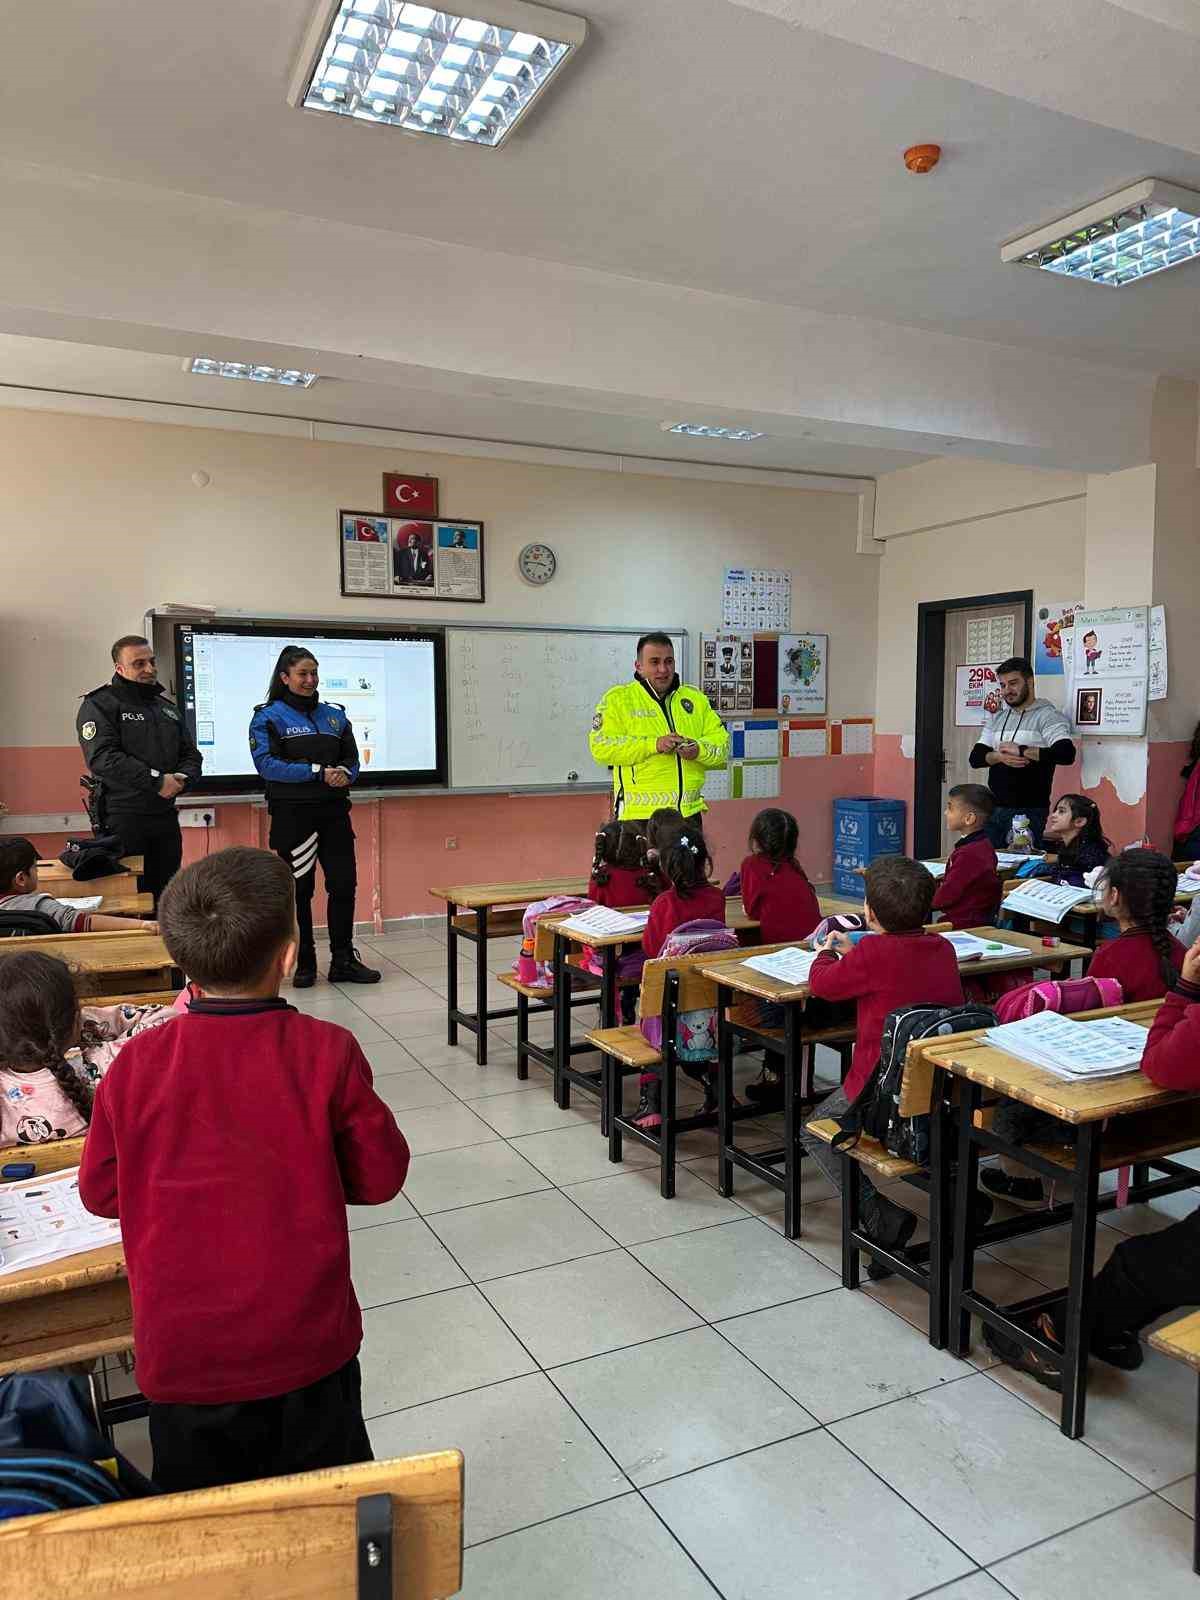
top-left (938, 602), bottom-right (1026, 852)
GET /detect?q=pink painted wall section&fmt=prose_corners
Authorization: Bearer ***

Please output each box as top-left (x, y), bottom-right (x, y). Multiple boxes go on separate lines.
top-left (872, 735), bottom-right (914, 852)
top-left (6, 745), bottom-right (879, 918)
top-left (1147, 740), bottom-right (1191, 853)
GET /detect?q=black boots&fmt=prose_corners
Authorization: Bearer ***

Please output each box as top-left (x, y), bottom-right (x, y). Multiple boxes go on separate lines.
top-left (329, 947), bottom-right (382, 984)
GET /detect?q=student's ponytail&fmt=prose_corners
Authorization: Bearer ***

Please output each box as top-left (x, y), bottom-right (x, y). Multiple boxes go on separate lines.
top-left (662, 831), bottom-right (713, 899)
top-left (591, 823), bottom-right (619, 887)
top-left (0, 951), bottom-right (92, 1121)
top-left (1104, 848), bottom-right (1179, 989)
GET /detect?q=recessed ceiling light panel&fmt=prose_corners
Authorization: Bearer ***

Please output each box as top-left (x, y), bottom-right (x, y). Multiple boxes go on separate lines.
top-left (1002, 178), bottom-right (1200, 287)
top-left (288, 0), bottom-right (586, 148)
top-left (662, 422), bottom-right (766, 441)
top-left (189, 358), bottom-right (319, 388)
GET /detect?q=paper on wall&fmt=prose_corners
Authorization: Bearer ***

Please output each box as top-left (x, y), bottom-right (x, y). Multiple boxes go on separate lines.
top-left (1148, 604), bottom-right (1168, 702)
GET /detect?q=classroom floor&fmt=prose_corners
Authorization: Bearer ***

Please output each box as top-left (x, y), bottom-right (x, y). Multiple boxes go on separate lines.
top-left (111, 918), bottom-right (1200, 1599)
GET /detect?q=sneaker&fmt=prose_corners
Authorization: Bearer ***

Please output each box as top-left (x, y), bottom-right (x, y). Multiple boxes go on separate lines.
top-left (328, 948), bottom-right (382, 985)
top-left (631, 1079), bottom-right (662, 1131)
top-left (861, 1192), bottom-right (918, 1281)
top-left (292, 949), bottom-right (317, 989)
top-left (745, 1068), bottom-right (784, 1110)
top-left (979, 1168), bottom-right (1047, 1209)
top-left (983, 1311), bottom-right (1064, 1392)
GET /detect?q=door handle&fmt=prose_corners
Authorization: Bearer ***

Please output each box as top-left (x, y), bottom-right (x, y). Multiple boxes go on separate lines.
top-left (939, 750), bottom-right (949, 782)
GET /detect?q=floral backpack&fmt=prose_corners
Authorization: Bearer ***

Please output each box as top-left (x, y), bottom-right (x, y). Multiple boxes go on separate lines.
top-left (639, 919), bottom-right (740, 1062)
top-left (992, 974), bottom-right (1123, 1024)
top-left (514, 896), bottom-right (595, 988)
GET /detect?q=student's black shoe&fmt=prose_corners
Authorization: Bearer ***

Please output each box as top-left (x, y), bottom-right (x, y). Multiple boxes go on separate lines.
top-left (681, 1062), bottom-right (718, 1116)
top-left (631, 1080), bottom-right (662, 1131)
top-left (979, 1168), bottom-right (1047, 1209)
top-left (328, 948), bottom-right (382, 984)
top-left (973, 1191), bottom-right (995, 1236)
top-left (744, 1068), bottom-right (784, 1110)
top-left (861, 1193), bottom-right (918, 1281)
top-left (983, 1312), bottom-right (1064, 1392)
top-left (293, 949), bottom-right (318, 989)
top-left (1093, 1331), bottom-right (1144, 1371)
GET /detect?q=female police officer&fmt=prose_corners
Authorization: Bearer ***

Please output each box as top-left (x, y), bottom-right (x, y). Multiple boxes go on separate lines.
top-left (249, 646), bottom-right (380, 988)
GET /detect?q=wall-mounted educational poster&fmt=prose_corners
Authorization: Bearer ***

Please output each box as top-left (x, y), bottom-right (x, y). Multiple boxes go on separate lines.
top-left (1034, 601), bottom-right (1082, 676)
top-left (776, 632), bottom-right (828, 715)
top-left (1070, 605), bottom-right (1148, 736)
top-left (829, 717), bottom-right (874, 755)
top-left (955, 663), bottom-right (1003, 726)
top-left (782, 717), bottom-right (827, 756)
top-left (722, 568), bottom-right (791, 630)
top-left (701, 631), bottom-right (754, 711)
top-left (1149, 605), bottom-right (1168, 702)
top-left (966, 614), bottom-right (1014, 665)
top-left (340, 511), bottom-right (485, 602)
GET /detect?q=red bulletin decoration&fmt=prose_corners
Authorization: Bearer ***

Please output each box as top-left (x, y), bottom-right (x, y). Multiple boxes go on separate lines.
top-left (383, 473), bottom-right (439, 517)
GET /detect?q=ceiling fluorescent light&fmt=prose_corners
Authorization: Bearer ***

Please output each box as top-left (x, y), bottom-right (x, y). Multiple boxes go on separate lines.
top-left (287, 0), bottom-right (586, 149)
top-left (662, 422), bottom-right (767, 441)
top-left (1002, 178), bottom-right (1200, 287)
top-left (188, 358), bottom-right (319, 388)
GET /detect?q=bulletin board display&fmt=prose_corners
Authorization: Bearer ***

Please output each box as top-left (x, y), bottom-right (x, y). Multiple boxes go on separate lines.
top-left (1069, 605), bottom-right (1148, 736)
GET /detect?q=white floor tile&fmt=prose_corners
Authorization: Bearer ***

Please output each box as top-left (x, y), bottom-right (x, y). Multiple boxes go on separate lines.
top-left (394, 1100), bottom-right (501, 1156)
top-left (631, 1216), bottom-right (839, 1321)
top-left (509, 1123), bottom-right (656, 1185)
top-left (349, 1218), bottom-right (467, 1307)
top-left (426, 1189), bottom-right (616, 1282)
top-left (831, 1372), bottom-right (1142, 1565)
top-left (402, 1142), bottom-right (551, 1215)
top-left (990, 1495), bottom-right (1195, 1598)
top-left (562, 1167), bottom-right (747, 1246)
top-left (360, 1285), bottom-right (535, 1416)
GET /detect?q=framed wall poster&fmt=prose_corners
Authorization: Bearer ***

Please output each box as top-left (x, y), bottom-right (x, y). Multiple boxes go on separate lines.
top-left (701, 631), bottom-right (753, 712)
top-left (1070, 605), bottom-right (1148, 736)
top-left (954, 663), bottom-right (1003, 726)
top-left (340, 511), bottom-right (485, 603)
top-left (776, 632), bottom-right (828, 715)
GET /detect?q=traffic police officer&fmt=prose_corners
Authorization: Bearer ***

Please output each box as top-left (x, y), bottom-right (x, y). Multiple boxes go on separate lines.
top-left (589, 632), bottom-right (729, 820)
top-left (249, 645), bottom-right (380, 988)
top-left (77, 635), bottom-right (202, 906)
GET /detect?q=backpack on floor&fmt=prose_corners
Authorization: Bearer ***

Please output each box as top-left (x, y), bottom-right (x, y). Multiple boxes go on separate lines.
top-left (514, 896), bottom-right (595, 988)
top-left (835, 1003), bottom-right (997, 1166)
top-left (992, 974), bottom-right (1123, 1023)
top-left (0, 1370), bottom-right (156, 1520)
top-left (640, 919), bottom-right (740, 1061)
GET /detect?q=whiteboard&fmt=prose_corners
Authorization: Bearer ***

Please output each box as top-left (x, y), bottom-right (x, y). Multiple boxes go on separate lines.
top-left (448, 627), bottom-right (688, 791)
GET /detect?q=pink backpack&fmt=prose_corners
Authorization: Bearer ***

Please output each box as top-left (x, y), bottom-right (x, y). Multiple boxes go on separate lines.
top-left (514, 896), bottom-right (595, 987)
top-left (639, 919), bottom-right (740, 1058)
top-left (993, 974), bottom-right (1123, 1023)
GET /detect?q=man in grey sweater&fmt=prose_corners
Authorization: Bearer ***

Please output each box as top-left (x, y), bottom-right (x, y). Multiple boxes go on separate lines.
top-left (969, 656), bottom-right (1076, 849)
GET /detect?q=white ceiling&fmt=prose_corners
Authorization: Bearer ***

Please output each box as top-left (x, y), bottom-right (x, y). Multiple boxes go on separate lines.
top-left (0, 0), bottom-right (1198, 473)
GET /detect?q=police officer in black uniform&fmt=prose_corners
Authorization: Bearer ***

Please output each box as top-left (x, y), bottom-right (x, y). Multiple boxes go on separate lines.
top-left (77, 635), bottom-right (203, 906)
top-left (249, 646), bottom-right (380, 988)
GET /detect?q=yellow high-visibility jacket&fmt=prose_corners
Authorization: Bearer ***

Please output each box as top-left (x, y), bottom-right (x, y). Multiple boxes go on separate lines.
top-left (588, 675), bottom-right (729, 820)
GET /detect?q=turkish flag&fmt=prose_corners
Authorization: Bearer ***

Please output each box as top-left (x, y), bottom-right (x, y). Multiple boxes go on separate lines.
top-left (383, 473), bottom-right (439, 517)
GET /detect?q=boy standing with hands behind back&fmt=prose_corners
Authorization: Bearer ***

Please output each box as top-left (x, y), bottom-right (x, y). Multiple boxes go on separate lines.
top-left (932, 785), bottom-right (1001, 930)
top-left (80, 846), bottom-right (410, 1492)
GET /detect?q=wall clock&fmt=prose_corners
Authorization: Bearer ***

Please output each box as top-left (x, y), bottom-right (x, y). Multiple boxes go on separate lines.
top-left (517, 543), bottom-right (557, 585)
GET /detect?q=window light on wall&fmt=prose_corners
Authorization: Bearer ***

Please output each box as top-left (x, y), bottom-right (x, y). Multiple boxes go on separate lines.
top-left (287, 0), bottom-right (587, 148)
top-left (1002, 179), bottom-right (1200, 287)
top-left (662, 422), bottom-right (767, 441)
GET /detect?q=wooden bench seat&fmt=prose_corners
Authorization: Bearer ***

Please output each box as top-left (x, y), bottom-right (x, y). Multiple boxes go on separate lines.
top-left (451, 908), bottom-right (526, 939)
top-left (805, 1117), bottom-right (922, 1181)
top-left (583, 1024), bottom-right (660, 1069)
top-left (1148, 1313), bottom-right (1200, 1571)
top-left (495, 971), bottom-right (553, 1001)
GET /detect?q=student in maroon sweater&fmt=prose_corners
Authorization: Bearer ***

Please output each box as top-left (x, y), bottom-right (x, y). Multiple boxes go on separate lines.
top-left (932, 785), bottom-right (1001, 931)
top-left (800, 855), bottom-right (963, 1263)
top-left (79, 846), bottom-right (410, 1493)
top-left (986, 932), bottom-right (1200, 1390)
top-left (1088, 848), bottom-right (1184, 1002)
top-left (587, 821), bottom-right (660, 1024)
top-left (982, 849), bottom-right (1185, 1212)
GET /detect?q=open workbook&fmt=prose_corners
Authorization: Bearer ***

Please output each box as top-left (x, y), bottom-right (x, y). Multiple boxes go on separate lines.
top-left (1000, 879), bottom-right (1093, 924)
top-left (0, 1167), bottom-right (121, 1277)
top-left (982, 1012), bottom-right (1149, 1080)
top-left (555, 905), bottom-right (650, 938)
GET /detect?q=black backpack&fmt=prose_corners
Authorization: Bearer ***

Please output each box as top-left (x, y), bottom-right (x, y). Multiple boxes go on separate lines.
top-left (0, 910), bottom-right (62, 938)
top-left (0, 1371), bottom-right (156, 1519)
top-left (835, 1003), bottom-right (996, 1165)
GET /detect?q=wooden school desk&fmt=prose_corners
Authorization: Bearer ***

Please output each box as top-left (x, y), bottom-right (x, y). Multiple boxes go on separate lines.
top-left (0, 1140), bottom-right (134, 1420)
top-left (36, 857), bottom-right (149, 916)
top-left (925, 1006), bottom-right (1200, 1438)
top-left (0, 930), bottom-right (174, 998)
top-left (428, 877), bottom-right (589, 1065)
top-left (702, 928), bottom-right (1092, 1239)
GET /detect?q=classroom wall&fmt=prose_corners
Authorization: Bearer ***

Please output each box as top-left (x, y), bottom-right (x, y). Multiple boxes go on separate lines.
top-left (0, 404), bottom-right (879, 914)
top-left (872, 461), bottom-right (1089, 847)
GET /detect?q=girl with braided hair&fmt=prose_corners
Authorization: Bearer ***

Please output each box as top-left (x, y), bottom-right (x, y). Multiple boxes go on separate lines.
top-left (0, 952), bottom-right (94, 1145)
top-left (1089, 848), bottom-right (1185, 1001)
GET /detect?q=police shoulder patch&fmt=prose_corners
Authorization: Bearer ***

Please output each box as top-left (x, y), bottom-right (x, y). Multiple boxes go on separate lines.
top-left (161, 706), bottom-right (179, 721)
top-left (679, 697), bottom-right (694, 715)
top-left (592, 710), bottom-right (603, 731)
top-left (81, 720), bottom-right (97, 741)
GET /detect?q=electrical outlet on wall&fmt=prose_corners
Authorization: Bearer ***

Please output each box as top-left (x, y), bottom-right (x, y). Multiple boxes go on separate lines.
top-left (445, 837), bottom-right (458, 850)
top-left (179, 809), bottom-right (215, 829)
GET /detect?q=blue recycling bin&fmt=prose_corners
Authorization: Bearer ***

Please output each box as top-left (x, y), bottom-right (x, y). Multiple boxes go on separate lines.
top-left (832, 796), bottom-right (907, 899)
